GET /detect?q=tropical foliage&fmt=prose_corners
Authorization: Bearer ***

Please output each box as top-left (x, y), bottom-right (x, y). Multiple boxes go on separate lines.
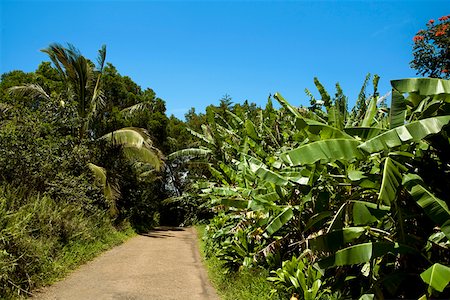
top-left (174, 76), bottom-right (450, 299)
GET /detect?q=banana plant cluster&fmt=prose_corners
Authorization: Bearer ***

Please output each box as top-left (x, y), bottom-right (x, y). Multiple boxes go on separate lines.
top-left (174, 77), bottom-right (450, 299)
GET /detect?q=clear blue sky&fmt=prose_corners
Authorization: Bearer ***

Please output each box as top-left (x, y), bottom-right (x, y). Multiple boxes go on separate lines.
top-left (0, 0), bottom-right (447, 119)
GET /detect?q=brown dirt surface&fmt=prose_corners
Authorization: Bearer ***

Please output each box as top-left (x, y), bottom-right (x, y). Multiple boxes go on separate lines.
top-left (32, 227), bottom-right (218, 300)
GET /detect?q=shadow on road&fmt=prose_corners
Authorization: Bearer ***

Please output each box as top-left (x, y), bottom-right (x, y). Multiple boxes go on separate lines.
top-left (140, 226), bottom-right (185, 238)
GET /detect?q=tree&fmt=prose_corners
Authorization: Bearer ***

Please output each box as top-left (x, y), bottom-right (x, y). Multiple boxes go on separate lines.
top-left (410, 15), bottom-right (450, 79)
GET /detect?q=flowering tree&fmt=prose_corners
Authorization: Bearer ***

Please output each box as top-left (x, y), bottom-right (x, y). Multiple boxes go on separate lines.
top-left (410, 15), bottom-right (450, 79)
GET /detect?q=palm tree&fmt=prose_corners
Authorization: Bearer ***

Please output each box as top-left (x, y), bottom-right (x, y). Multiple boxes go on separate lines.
top-left (41, 43), bottom-right (106, 140)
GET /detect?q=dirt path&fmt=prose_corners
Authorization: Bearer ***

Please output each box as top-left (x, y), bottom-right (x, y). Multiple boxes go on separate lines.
top-left (33, 227), bottom-right (218, 300)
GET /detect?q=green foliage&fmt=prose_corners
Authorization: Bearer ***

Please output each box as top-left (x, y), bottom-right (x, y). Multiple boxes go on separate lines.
top-left (0, 184), bottom-right (134, 298)
top-left (0, 43), bottom-right (176, 297)
top-left (179, 76), bottom-right (450, 299)
top-left (268, 253), bottom-right (336, 300)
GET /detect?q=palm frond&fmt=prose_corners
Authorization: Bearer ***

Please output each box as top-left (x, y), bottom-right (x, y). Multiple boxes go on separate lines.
top-left (8, 84), bottom-right (51, 101)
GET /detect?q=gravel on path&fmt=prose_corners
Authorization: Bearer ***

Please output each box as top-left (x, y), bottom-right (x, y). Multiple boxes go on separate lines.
top-left (33, 227), bottom-right (218, 300)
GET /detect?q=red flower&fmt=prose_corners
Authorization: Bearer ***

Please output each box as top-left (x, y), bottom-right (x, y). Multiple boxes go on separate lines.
top-left (429, 19), bottom-right (435, 24)
top-left (413, 35), bottom-right (425, 42)
top-left (442, 69), bottom-right (449, 73)
top-left (439, 16), bottom-right (449, 21)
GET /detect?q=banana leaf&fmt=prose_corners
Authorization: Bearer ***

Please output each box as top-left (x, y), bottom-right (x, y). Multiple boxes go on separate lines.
top-left (378, 157), bottom-right (405, 206)
top-left (389, 89), bottom-right (407, 129)
top-left (362, 97), bottom-right (378, 127)
top-left (244, 155), bottom-right (289, 186)
top-left (315, 242), bottom-right (417, 269)
top-left (352, 200), bottom-right (390, 225)
top-left (309, 227), bottom-right (367, 252)
top-left (391, 78), bottom-right (450, 96)
top-left (359, 116), bottom-right (450, 153)
top-left (266, 207), bottom-right (294, 236)
top-left (281, 139), bottom-right (364, 166)
top-left (420, 263), bottom-right (450, 292)
top-left (403, 174), bottom-right (450, 240)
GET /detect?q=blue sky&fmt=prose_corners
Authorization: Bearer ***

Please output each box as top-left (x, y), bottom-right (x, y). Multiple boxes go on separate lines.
top-left (0, 0), bottom-right (447, 119)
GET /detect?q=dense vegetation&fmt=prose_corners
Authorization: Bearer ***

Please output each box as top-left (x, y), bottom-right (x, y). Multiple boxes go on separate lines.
top-left (0, 44), bottom-right (191, 298)
top-left (177, 76), bottom-right (450, 299)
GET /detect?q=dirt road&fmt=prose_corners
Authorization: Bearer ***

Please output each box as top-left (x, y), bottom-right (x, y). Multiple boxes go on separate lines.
top-left (33, 227), bottom-right (218, 300)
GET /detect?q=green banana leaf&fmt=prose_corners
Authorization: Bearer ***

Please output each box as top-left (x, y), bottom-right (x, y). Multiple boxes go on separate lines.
top-left (389, 89), bottom-right (407, 129)
top-left (245, 119), bottom-right (261, 141)
top-left (315, 242), bottom-right (416, 269)
top-left (391, 78), bottom-right (450, 96)
top-left (244, 155), bottom-right (289, 186)
top-left (362, 97), bottom-right (378, 127)
top-left (352, 200), bottom-right (390, 225)
top-left (389, 78), bottom-right (450, 129)
top-left (309, 227), bottom-right (367, 252)
top-left (403, 174), bottom-right (450, 240)
top-left (281, 139), bottom-right (364, 166)
top-left (344, 127), bottom-right (387, 140)
top-left (220, 198), bottom-right (249, 209)
top-left (266, 207), bottom-right (294, 236)
top-left (378, 157), bottom-right (405, 206)
top-left (420, 263), bottom-right (450, 292)
top-left (275, 92), bottom-right (351, 139)
top-left (359, 116), bottom-right (450, 153)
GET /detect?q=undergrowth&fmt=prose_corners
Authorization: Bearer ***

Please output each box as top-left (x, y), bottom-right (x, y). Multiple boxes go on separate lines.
top-left (196, 225), bottom-right (285, 300)
top-left (0, 184), bottom-right (135, 299)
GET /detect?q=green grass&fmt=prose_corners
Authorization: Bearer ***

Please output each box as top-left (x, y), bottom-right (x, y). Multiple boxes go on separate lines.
top-left (0, 185), bottom-right (137, 299)
top-left (195, 225), bottom-right (284, 300)
top-left (42, 225), bottom-right (136, 286)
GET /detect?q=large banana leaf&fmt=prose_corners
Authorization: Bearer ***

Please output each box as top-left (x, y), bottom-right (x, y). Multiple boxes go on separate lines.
top-left (391, 78), bottom-right (450, 96)
top-left (244, 155), bottom-right (289, 186)
top-left (403, 174), bottom-right (450, 240)
top-left (420, 263), bottom-right (450, 292)
top-left (309, 227), bottom-right (367, 252)
top-left (281, 139), bottom-right (364, 166)
top-left (389, 78), bottom-right (450, 129)
top-left (359, 116), bottom-right (450, 153)
top-left (186, 127), bottom-right (215, 145)
top-left (316, 242), bottom-right (416, 269)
